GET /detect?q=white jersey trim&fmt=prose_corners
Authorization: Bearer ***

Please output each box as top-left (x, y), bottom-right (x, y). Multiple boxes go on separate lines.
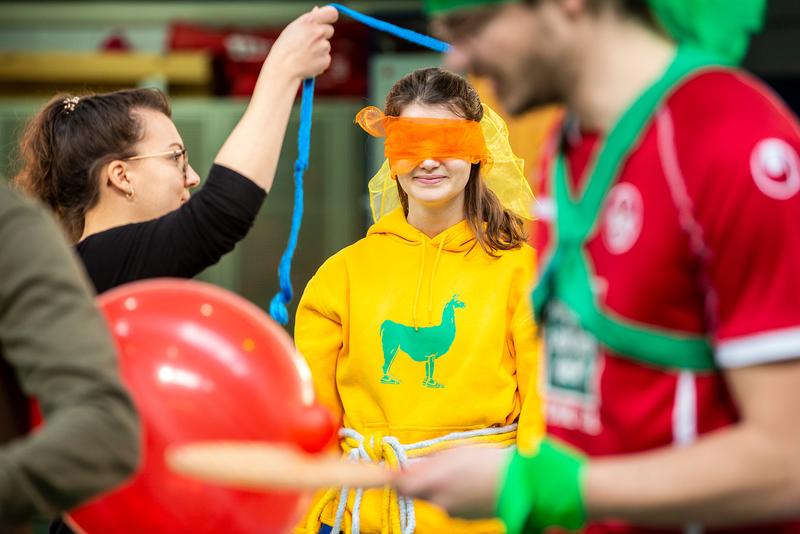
top-left (656, 110), bottom-right (720, 332)
top-left (672, 371), bottom-right (697, 447)
top-left (672, 372), bottom-right (703, 534)
top-left (717, 327), bottom-right (800, 368)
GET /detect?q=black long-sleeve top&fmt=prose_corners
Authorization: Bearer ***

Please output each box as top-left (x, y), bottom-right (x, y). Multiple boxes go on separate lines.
top-left (76, 164), bottom-right (266, 294)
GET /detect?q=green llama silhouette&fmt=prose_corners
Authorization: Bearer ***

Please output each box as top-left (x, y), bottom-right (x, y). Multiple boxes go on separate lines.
top-left (379, 294), bottom-right (466, 389)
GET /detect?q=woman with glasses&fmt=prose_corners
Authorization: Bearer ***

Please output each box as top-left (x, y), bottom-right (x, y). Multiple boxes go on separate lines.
top-left (15, 7), bottom-right (338, 534)
top-left (14, 6), bottom-right (338, 294)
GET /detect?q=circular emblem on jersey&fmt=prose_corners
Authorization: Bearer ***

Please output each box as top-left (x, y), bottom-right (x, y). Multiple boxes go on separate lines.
top-left (602, 182), bottom-right (643, 255)
top-left (750, 138), bottom-right (800, 200)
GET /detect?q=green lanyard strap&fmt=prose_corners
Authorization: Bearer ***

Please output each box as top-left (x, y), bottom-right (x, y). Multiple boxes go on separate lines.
top-left (533, 46), bottom-right (726, 371)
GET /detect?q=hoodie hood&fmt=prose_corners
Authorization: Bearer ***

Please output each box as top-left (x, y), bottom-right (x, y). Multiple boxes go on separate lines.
top-left (367, 207), bottom-right (479, 329)
top-left (366, 206), bottom-right (476, 253)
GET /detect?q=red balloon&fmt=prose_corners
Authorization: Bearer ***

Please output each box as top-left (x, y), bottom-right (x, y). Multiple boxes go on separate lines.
top-left (291, 402), bottom-right (337, 454)
top-left (67, 279), bottom-right (335, 534)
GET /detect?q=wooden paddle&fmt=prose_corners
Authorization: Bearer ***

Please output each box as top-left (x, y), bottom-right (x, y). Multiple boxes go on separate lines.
top-left (166, 441), bottom-right (391, 491)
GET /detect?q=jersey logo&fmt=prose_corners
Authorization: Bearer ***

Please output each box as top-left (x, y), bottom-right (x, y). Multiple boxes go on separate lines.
top-left (750, 138), bottom-right (800, 200)
top-left (379, 295), bottom-right (465, 389)
top-left (603, 182), bottom-right (643, 255)
top-left (544, 301), bottom-right (602, 435)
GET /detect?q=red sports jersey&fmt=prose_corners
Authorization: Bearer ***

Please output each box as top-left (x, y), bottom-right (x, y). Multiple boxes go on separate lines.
top-left (534, 70), bottom-right (800, 533)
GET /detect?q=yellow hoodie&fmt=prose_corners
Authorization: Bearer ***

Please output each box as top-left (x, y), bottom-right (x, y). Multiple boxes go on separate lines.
top-left (294, 207), bottom-right (543, 534)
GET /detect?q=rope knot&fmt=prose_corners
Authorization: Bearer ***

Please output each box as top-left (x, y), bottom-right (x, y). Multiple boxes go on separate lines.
top-left (365, 433), bottom-right (386, 463)
top-left (268, 294), bottom-right (290, 325)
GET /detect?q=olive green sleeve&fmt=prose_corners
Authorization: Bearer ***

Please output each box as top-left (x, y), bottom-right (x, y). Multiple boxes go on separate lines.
top-left (0, 187), bottom-right (141, 523)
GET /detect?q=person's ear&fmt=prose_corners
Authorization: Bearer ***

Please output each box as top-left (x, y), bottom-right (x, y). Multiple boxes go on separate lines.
top-left (104, 159), bottom-right (134, 199)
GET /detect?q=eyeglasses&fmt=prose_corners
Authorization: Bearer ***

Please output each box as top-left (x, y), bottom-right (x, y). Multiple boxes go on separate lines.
top-left (125, 147), bottom-right (188, 179)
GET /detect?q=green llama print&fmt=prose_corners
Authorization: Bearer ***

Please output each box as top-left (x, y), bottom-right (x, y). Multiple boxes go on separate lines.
top-left (379, 294), bottom-right (466, 389)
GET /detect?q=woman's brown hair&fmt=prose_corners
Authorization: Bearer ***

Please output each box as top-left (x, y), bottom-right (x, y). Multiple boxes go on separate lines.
top-left (384, 67), bottom-right (527, 254)
top-left (13, 88), bottom-right (171, 242)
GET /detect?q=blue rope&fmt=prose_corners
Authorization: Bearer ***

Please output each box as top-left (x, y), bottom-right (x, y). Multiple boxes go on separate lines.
top-left (269, 5), bottom-right (450, 324)
top-left (269, 77), bottom-right (314, 324)
top-left (329, 3), bottom-right (451, 53)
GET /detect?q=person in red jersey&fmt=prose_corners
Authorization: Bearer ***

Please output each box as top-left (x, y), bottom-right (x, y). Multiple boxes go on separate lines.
top-left (394, 1), bottom-right (800, 533)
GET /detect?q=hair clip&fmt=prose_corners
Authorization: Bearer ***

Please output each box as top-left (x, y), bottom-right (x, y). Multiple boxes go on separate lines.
top-left (62, 96), bottom-right (80, 114)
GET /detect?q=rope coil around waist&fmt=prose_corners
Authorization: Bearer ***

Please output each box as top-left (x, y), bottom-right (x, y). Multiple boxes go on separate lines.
top-left (306, 424), bottom-right (518, 534)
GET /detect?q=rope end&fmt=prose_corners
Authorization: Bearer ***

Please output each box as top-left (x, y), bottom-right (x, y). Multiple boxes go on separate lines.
top-left (269, 294), bottom-right (290, 325)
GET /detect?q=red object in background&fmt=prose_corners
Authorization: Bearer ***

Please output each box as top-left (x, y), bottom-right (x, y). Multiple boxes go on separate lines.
top-left (28, 399), bottom-right (42, 428)
top-left (66, 279), bottom-right (335, 534)
top-left (168, 21), bottom-right (368, 96)
top-left (101, 29), bottom-right (132, 51)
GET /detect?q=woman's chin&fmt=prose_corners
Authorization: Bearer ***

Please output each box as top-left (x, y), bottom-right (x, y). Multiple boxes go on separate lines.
top-left (408, 192), bottom-right (461, 208)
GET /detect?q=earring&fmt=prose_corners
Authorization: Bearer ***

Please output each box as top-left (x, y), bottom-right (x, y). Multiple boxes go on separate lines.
top-left (126, 185), bottom-right (135, 201)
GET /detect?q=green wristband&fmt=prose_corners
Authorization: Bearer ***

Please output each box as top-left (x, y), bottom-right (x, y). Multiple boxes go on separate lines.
top-left (496, 439), bottom-right (587, 534)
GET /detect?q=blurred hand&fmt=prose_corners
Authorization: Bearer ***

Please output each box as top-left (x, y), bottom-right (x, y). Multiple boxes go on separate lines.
top-left (267, 6), bottom-right (338, 81)
top-left (393, 446), bottom-right (512, 519)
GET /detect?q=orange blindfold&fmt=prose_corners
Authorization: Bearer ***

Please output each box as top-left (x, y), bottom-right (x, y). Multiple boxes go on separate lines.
top-left (355, 106), bottom-right (492, 177)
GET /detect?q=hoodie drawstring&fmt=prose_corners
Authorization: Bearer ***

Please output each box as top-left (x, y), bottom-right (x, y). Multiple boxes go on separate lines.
top-left (428, 238), bottom-right (446, 324)
top-left (411, 238), bottom-right (426, 331)
top-left (412, 234), bottom-right (448, 329)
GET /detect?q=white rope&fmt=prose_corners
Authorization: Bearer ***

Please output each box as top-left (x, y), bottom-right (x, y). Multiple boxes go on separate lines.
top-left (330, 447), bottom-right (360, 534)
top-left (330, 424), bottom-right (517, 533)
top-left (351, 486), bottom-right (364, 533)
top-left (402, 424), bottom-right (517, 452)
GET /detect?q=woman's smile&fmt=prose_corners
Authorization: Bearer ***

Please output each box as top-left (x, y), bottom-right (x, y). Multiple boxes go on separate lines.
top-left (413, 173), bottom-right (447, 185)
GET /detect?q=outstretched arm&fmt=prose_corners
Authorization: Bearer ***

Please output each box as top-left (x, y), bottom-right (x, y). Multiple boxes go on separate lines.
top-left (215, 5), bottom-right (338, 193)
top-left (584, 359), bottom-right (800, 526)
top-left (394, 359), bottom-right (800, 531)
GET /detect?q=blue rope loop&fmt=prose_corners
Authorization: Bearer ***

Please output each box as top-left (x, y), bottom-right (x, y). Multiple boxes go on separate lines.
top-left (269, 6), bottom-right (450, 325)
